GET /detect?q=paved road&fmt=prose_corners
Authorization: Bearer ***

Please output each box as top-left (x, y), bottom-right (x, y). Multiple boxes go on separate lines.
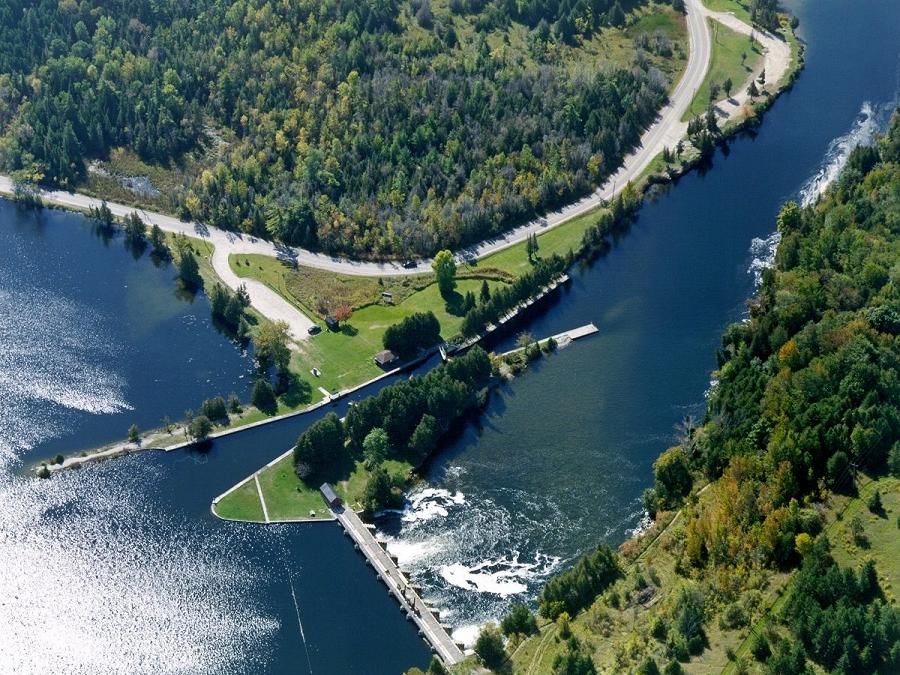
top-left (0, 0), bottom-right (712, 279)
top-left (0, 0), bottom-right (717, 343)
top-left (0, 176), bottom-right (317, 340)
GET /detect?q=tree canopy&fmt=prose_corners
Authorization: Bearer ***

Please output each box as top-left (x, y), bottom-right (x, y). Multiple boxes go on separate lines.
top-left (0, 0), bottom-right (677, 257)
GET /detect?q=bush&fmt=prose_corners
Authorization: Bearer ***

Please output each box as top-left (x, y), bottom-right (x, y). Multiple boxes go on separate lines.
top-left (37, 464), bottom-right (51, 479)
top-left (867, 489), bottom-right (883, 514)
top-left (228, 393), bottom-right (242, 414)
top-left (251, 378), bottom-right (277, 414)
top-left (651, 616), bottom-right (667, 640)
top-left (474, 624), bottom-right (505, 670)
top-left (556, 611), bottom-right (572, 639)
top-left (500, 603), bottom-right (538, 637)
top-left (749, 632), bottom-right (770, 661)
top-left (127, 424), bottom-right (140, 443)
top-left (719, 602), bottom-right (748, 630)
top-left (201, 396), bottom-right (228, 421)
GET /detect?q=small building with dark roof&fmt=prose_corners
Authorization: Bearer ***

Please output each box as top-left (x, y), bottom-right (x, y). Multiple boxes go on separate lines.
top-left (320, 483), bottom-right (342, 508)
top-left (325, 315), bottom-right (340, 331)
top-left (374, 349), bottom-right (398, 368)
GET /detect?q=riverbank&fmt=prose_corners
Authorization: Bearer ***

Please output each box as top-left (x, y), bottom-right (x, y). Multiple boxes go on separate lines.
top-left (213, 317), bottom-right (601, 524)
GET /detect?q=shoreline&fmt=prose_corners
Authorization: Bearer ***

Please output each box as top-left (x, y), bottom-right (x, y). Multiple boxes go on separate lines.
top-left (21, 15), bottom-right (802, 480)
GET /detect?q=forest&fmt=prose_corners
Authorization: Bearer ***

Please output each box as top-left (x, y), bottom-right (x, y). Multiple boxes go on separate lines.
top-left (492, 113), bottom-right (900, 674)
top-left (0, 0), bottom-right (681, 257)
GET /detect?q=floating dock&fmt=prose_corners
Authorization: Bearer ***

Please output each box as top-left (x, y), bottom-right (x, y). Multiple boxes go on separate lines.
top-left (323, 485), bottom-right (465, 665)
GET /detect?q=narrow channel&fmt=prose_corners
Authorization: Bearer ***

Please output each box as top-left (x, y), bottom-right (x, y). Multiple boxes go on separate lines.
top-left (1, 0), bottom-right (898, 671)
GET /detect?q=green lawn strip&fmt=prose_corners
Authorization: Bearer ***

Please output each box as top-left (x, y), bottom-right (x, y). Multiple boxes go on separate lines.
top-left (251, 451), bottom-right (412, 522)
top-left (701, 0), bottom-right (753, 24)
top-left (473, 205), bottom-right (608, 277)
top-left (683, 19), bottom-right (762, 121)
top-left (212, 477), bottom-right (265, 522)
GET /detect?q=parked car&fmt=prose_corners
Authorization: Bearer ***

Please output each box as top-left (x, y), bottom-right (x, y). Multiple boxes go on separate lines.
top-left (307, 325), bottom-right (321, 335)
top-left (402, 259), bottom-right (417, 269)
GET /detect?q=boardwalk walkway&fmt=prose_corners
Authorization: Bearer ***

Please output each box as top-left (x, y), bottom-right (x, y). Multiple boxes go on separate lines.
top-left (325, 488), bottom-right (465, 665)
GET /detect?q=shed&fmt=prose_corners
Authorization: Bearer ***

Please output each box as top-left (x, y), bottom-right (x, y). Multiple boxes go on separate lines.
top-left (381, 291), bottom-right (394, 304)
top-left (320, 483), bottom-right (342, 508)
top-left (325, 315), bottom-right (340, 331)
top-left (374, 349), bottom-right (398, 367)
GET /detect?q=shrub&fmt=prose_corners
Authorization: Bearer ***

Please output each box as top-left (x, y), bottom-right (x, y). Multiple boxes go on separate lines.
top-left (251, 378), bottom-right (277, 414)
top-left (201, 396), bottom-right (228, 421)
top-left (749, 632), bottom-right (770, 661)
top-left (474, 624), bottom-right (505, 670)
top-left (500, 603), bottom-right (538, 637)
top-left (719, 602), bottom-right (748, 630)
top-left (867, 490), bottom-right (883, 514)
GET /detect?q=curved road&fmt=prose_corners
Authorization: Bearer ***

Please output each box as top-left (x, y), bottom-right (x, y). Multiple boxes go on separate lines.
top-left (0, 0), bottom-right (719, 337)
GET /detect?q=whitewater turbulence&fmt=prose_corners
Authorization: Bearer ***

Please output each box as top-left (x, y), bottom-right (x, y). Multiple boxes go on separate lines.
top-left (747, 99), bottom-right (896, 286)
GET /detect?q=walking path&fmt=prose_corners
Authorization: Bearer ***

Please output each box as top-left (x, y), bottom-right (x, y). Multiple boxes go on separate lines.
top-left (330, 496), bottom-right (465, 665)
top-left (254, 472), bottom-right (271, 523)
top-left (0, 0), bottom-right (792, 338)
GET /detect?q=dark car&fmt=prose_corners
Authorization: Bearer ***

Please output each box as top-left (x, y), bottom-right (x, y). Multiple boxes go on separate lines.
top-left (307, 324), bottom-right (321, 335)
top-left (402, 259), bottom-right (417, 269)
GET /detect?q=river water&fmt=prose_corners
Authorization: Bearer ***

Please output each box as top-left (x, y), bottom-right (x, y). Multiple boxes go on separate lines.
top-left (379, 0), bottom-right (900, 646)
top-left (1, 0), bottom-right (898, 671)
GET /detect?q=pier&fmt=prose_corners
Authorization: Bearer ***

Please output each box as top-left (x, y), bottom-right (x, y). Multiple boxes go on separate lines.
top-left (499, 321), bottom-right (598, 356)
top-left (322, 485), bottom-right (465, 666)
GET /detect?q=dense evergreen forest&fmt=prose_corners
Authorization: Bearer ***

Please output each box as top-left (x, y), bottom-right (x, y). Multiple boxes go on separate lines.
top-left (502, 114), bottom-right (900, 674)
top-left (0, 0), bottom-right (681, 258)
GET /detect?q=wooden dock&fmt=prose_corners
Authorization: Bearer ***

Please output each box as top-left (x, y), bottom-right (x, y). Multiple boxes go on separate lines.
top-left (324, 487), bottom-right (465, 665)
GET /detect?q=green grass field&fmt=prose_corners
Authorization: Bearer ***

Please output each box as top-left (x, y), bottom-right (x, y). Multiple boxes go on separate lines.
top-left (684, 19), bottom-right (762, 120)
top-left (213, 477), bottom-right (265, 522)
top-left (830, 476), bottom-right (900, 603)
top-left (701, 0), bottom-right (753, 24)
top-left (215, 450), bottom-right (413, 522)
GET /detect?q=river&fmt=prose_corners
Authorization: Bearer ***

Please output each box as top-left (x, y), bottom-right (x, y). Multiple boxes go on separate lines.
top-left (1, 0), bottom-right (898, 671)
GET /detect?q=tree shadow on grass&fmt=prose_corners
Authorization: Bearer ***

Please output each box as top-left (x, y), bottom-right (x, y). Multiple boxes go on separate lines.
top-left (278, 372), bottom-right (313, 408)
top-left (340, 323), bottom-right (359, 337)
top-left (442, 289), bottom-right (467, 317)
top-left (298, 448), bottom-right (358, 492)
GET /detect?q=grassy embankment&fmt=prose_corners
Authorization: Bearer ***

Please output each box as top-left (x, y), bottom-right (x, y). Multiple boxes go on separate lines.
top-left (721, 475), bottom-right (900, 673)
top-left (701, 0), bottom-right (753, 24)
top-left (684, 18), bottom-right (763, 121)
top-left (502, 474), bottom-right (899, 675)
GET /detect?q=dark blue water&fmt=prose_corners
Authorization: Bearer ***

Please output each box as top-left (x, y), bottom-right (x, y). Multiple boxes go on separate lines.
top-left (2, 0), bottom-right (898, 670)
top-left (0, 201), bottom-right (255, 459)
top-left (379, 0), bottom-right (900, 640)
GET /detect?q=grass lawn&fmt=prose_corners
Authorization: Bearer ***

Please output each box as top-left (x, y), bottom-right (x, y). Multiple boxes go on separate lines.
top-left (683, 19), bottom-right (762, 120)
top-left (218, 450), bottom-right (412, 522)
top-left (701, 0), bottom-right (753, 24)
top-left (829, 475), bottom-right (900, 603)
top-left (213, 477), bottom-right (264, 522)
top-left (293, 278), bottom-right (500, 393)
top-left (472, 205), bottom-right (609, 277)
